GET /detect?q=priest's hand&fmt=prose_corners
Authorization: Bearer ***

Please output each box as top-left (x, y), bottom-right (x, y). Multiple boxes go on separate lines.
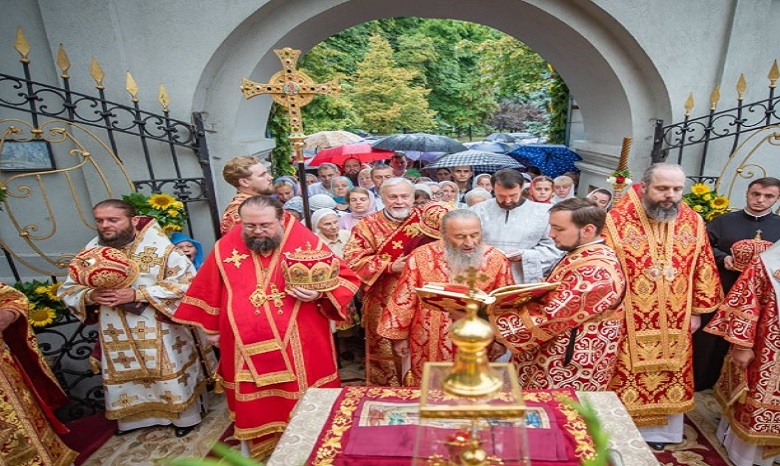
top-left (488, 341), bottom-right (507, 361)
top-left (390, 256), bottom-right (407, 273)
top-left (91, 288), bottom-right (136, 307)
top-left (732, 346), bottom-right (754, 370)
top-left (724, 255), bottom-right (736, 271)
top-left (206, 333), bottom-right (220, 348)
top-left (392, 339), bottom-right (410, 357)
top-left (290, 287), bottom-right (321, 302)
top-left (0, 309), bottom-right (18, 332)
top-left (690, 315), bottom-right (701, 333)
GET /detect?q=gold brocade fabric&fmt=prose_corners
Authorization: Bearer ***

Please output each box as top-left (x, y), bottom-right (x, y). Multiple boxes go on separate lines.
top-left (604, 189), bottom-right (722, 425)
top-left (220, 192), bottom-right (252, 236)
top-left (378, 241), bottom-right (514, 386)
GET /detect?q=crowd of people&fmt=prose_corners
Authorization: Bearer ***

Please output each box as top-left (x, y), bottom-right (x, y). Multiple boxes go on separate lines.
top-left (4, 149), bottom-right (780, 466)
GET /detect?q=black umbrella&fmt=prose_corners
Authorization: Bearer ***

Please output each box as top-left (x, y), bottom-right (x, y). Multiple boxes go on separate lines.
top-left (372, 133), bottom-right (467, 154)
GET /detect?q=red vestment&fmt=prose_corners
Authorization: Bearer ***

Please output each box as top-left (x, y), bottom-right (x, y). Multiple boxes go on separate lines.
top-left (344, 209), bottom-right (424, 386)
top-left (220, 192), bottom-right (251, 236)
top-left (175, 215), bottom-right (359, 458)
top-left (491, 242), bottom-right (625, 390)
top-left (705, 244), bottom-right (780, 452)
top-left (604, 188), bottom-right (722, 427)
top-left (378, 241), bottom-right (513, 386)
top-left (1, 283), bottom-right (77, 465)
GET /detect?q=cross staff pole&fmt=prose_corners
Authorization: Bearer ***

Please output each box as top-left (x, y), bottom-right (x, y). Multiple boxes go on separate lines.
top-left (241, 48), bottom-right (340, 228)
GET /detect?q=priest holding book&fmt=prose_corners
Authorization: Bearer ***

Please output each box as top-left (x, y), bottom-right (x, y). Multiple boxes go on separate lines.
top-left (378, 209), bottom-right (514, 386)
top-left (490, 198), bottom-right (626, 391)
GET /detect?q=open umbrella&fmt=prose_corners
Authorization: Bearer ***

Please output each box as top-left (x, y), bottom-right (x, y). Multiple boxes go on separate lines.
top-left (425, 150), bottom-right (525, 174)
top-left (508, 144), bottom-right (582, 178)
top-left (307, 143), bottom-right (394, 167)
top-left (463, 141), bottom-right (519, 153)
top-left (403, 150), bottom-right (446, 164)
top-left (372, 133), bottom-right (467, 154)
top-left (304, 130), bottom-right (362, 151)
top-left (484, 132), bottom-right (516, 143)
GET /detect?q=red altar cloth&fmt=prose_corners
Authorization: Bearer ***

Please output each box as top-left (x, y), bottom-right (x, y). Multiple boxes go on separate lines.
top-left (307, 387), bottom-right (594, 465)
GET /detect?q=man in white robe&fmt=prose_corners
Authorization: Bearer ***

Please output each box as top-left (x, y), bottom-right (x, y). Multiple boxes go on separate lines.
top-left (470, 168), bottom-right (562, 283)
top-left (59, 199), bottom-right (215, 437)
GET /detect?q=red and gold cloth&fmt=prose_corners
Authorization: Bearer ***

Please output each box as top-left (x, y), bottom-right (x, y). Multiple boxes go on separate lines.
top-left (604, 187), bottom-right (722, 426)
top-left (705, 243), bottom-right (780, 449)
top-left (220, 192), bottom-right (252, 236)
top-left (378, 241), bottom-right (513, 386)
top-left (491, 242), bottom-right (626, 391)
top-left (175, 215), bottom-right (359, 458)
top-left (344, 209), bottom-right (425, 386)
top-left (1, 283), bottom-right (77, 466)
top-left (306, 386), bottom-right (595, 466)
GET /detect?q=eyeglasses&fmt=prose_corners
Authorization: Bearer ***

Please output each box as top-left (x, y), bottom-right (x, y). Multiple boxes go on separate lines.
top-left (242, 221), bottom-right (280, 233)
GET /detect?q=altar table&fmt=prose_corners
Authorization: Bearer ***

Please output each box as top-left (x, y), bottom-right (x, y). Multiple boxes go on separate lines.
top-left (267, 388), bottom-right (660, 466)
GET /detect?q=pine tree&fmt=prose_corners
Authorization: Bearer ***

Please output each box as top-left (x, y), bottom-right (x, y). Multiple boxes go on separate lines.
top-left (348, 34), bottom-right (436, 134)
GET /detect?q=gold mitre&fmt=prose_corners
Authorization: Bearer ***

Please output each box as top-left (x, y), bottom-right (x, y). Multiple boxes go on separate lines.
top-left (418, 201), bottom-right (456, 239)
top-left (68, 246), bottom-right (139, 289)
top-left (731, 231), bottom-right (774, 272)
top-left (281, 242), bottom-right (340, 292)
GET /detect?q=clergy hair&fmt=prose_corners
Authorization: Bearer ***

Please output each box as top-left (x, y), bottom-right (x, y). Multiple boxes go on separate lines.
top-left (441, 209), bottom-right (481, 235)
top-left (493, 169), bottom-right (525, 189)
top-left (223, 155), bottom-right (261, 188)
top-left (380, 177), bottom-right (415, 196)
top-left (93, 199), bottom-right (136, 217)
top-left (641, 162), bottom-right (685, 186)
top-left (239, 195), bottom-right (284, 220)
top-left (549, 198), bottom-right (606, 235)
top-left (748, 177), bottom-right (780, 191)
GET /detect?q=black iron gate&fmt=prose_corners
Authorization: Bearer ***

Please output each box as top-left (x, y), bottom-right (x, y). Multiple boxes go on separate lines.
top-left (0, 31), bottom-right (220, 416)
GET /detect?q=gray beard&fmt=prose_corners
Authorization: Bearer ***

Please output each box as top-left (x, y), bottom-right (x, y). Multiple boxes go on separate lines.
top-left (243, 232), bottom-right (282, 254)
top-left (642, 197), bottom-right (680, 222)
top-left (444, 242), bottom-right (486, 277)
top-left (386, 207), bottom-right (411, 221)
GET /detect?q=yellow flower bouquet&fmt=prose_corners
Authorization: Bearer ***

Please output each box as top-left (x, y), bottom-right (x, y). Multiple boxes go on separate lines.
top-left (682, 183), bottom-right (730, 222)
top-left (14, 280), bottom-right (69, 329)
top-left (122, 192), bottom-right (188, 236)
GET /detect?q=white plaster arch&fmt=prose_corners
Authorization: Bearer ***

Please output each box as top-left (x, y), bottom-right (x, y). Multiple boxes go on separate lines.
top-left (193, 0), bottom-right (671, 201)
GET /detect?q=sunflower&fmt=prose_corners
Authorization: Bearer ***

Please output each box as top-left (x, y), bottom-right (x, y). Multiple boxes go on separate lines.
top-left (693, 205), bottom-right (704, 212)
top-left (46, 283), bottom-right (62, 301)
top-left (35, 285), bottom-right (49, 295)
top-left (690, 183), bottom-right (710, 195)
top-left (148, 193), bottom-right (176, 210)
top-left (711, 196), bottom-right (729, 209)
top-left (28, 305), bottom-right (57, 327)
top-left (163, 224), bottom-right (182, 235)
top-left (167, 209), bottom-right (179, 218)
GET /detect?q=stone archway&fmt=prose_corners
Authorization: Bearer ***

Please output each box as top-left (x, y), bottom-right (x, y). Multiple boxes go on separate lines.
top-left (193, 0), bottom-right (671, 201)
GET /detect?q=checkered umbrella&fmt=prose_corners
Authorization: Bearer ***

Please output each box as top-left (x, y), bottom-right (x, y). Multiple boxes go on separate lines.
top-left (425, 150), bottom-right (525, 173)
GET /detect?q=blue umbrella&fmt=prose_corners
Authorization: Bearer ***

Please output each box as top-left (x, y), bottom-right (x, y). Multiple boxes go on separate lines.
top-left (425, 150), bottom-right (524, 174)
top-left (508, 144), bottom-right (582, 178)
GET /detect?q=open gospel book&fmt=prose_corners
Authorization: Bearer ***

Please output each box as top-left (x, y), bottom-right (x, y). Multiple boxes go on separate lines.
top-left (415, 281), bottom-right (560, 315)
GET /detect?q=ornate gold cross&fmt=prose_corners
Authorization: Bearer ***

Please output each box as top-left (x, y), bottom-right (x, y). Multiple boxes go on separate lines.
top-left (223, 249), bottom-right (249, 268)
top-left (249, 283), bottom-right (287, 313)
top-left (454, 266), bottom-right (489, 297)
top-left (240, 48), bottom-right (340, 162)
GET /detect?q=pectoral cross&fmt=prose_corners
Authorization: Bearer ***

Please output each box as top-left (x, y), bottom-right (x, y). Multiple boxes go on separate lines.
top-left (454, 266), bottom-right (489, 298)
top-left (249, 284), bottom-right (287, 315)
top-left (240, 48), bottom-right (340, 163)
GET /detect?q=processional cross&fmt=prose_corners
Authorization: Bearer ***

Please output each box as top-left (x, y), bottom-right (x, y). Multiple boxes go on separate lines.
top-left (241, 48), bottom-right (341, 227)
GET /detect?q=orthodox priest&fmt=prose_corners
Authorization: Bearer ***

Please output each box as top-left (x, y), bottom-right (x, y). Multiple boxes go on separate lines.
top-left (491, 198), bottom-right (626, 390)
top-left (220, 155), bottom-right (274, 235)
top-left (344, 177), bottom-right (425, 386)
top-left (379, 209), bottom-right (514, 386)
top-left (1, 283), bottom-right (77, 465)
top-left (59, 199), bottom-right (215, 438)
top-left (604, 163), bottom-right (722, 449)
top-left (175, 195), bottom-right (359, 459)
top-left (704, 240), bottom-right (780, 466)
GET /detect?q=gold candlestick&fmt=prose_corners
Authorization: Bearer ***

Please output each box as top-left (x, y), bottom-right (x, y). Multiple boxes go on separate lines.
top-left (610, 136), bottom-right (633, 200)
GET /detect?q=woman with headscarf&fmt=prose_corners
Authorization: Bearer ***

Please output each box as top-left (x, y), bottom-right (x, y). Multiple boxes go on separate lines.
top-left (311, 208), bottom-right (350, 258)
top-left (170, 232), bottom-right (204, 270)
top-left (272, 176), bottom-right (300, 203)
top-left (329, 176), bottom-right (354, 213)
top-left (529, 175), bottom-right (554, 203)
top-left (472, 173), bottom-right (493, 194)
top-left (586, 188), bottom-right (614, 211)
top-left (357, 168), bottom-right (374, 189)
top-left (338, 187), bottom-right (377, 232)
top-left (439, 181), bottom-right (465, 208)
top-left (551, 175), bottom-right (576, 204)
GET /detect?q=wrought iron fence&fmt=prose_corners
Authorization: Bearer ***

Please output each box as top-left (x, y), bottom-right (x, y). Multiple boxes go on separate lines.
top-left (650, 60), bottom-right (779, 186)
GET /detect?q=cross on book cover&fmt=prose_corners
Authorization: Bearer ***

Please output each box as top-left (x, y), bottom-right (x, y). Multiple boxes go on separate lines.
top-left (415, 281), bottom-right (560, 315)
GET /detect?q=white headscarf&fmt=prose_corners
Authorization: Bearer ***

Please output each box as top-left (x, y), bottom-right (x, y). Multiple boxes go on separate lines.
top-left (310, 208), bottom-right (339, 234)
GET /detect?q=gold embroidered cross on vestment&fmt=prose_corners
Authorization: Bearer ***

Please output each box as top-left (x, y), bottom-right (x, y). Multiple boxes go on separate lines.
top-left (223, 249), bottom-right (249, 268)
top-left (250, 284), bottom-right (287, 316)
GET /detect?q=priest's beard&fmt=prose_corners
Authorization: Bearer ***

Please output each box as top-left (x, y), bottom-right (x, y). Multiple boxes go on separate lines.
top-left (444, 242), bottom-right (487, 277)
top-left (386, 207), bottom-right (411, 221)
top-left (98, 225), bottom-right (136, 248)
top-left (243, 231), bottom-right (283, 254)
top-left (642, 197), bottom-right (680, 222)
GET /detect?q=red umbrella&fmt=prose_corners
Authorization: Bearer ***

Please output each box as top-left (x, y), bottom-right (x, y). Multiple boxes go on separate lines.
top-left (307, 143), bottom-right (395, 167)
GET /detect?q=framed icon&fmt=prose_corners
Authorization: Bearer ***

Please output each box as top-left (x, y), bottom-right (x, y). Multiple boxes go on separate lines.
top-left (0, 140), bottom-right (56, 171)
